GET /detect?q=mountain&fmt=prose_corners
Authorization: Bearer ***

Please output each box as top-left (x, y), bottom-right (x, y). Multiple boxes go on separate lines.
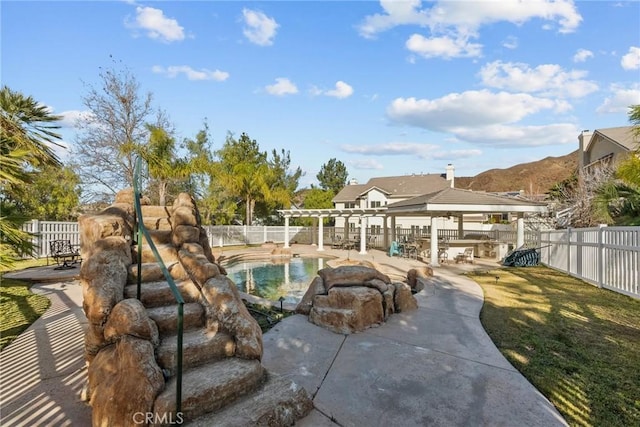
top-left (455, 150), bottom-right (578, 195)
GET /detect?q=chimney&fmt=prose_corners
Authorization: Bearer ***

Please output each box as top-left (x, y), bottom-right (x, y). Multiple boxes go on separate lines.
top-left (578, 130), bottom-right (592, 171)
top-left (349, 178), bottom-right (359, 185)
top-left (445, 164), bottom-right (455, 188)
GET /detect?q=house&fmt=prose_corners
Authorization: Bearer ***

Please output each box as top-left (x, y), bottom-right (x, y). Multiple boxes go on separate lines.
top-left (332, 165), bottom-right (456, 233)
top-left (578, 126), bottom-right (637, 172)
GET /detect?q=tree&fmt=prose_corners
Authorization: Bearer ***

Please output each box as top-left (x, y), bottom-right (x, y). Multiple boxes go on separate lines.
top-left (141, 124), bottom-right (187, 206)
top-left (0, 86), bottom-right (63, 268)
top-left (317, 158), bottom-right (348, 195)
top-left (72, 60), bottom-right (155, 202)
top-left (293, 188), bottom-right (334, 226)
top-left (213, 132), bottom-right (269, 225)
top-left (6, 164), bottom-right (81, 221)
top-left (182, 120), bottom-right (215, 200)
top-left (211, 133), bottom-right (300, 225)
top-left (254, 149), bottom-right (303, 224)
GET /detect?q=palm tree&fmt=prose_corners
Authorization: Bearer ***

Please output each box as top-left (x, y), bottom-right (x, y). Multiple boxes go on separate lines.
top-left (141, 124), bottom-right (188, 206)
top-left (0, 86), bottom-right (63, 268)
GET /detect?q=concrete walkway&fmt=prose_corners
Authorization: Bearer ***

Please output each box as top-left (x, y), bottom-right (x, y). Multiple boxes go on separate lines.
top-left (262, 268), bottom-right (567, 426)
top-left (0, 267), bottom-right (91, 426)
top-left (0, 248), bottom-right (567, 426)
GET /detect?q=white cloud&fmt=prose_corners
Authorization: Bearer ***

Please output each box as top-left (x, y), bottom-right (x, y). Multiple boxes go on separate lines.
top-left (58, 110), bottom-right (96, 128)
top-left (479, 61), bottom-right (598, 98)
top-left (621, 46), bottom-right (640, 70)
top-left (152, 65), bottom-right (229, 81)
top-left (265, 78), bottom-right (298, 96)
top-left (242, 9), bottom-right (279, 46)
top-left (406, 33), bottom-right (482, 59)
top-left (502, 36), bottom-right (518, 50)
top-left (357, 0), bottom-right (582, 38)
top-left (341, 142), bottom-right (440, 159)
top-left (349, 159), bottom-right (385, 170)
top-left (453, 123), bottom-right (580, 147)
top-left (309, 81), bottom-right (354, 99)
top-left (573, 49), bottom-right (593, 63)
top-left (341, 142), bottom-right (483, 161)
top-left (127, 6), bottom-right (185, 42)
top-left (432, 149), bottom-right (483, 160)
top-left (386, 90), bottom-right (571, 132)
top-left (596, 83), bottom-right (640, 114)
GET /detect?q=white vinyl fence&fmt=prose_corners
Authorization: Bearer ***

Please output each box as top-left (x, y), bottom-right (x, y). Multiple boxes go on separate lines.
top-left (540, 226), bottom-right (639, 299)
top-left (21, 220), bottom-right (80, 259)
top-left (21, 220), bottom-right (639, 299)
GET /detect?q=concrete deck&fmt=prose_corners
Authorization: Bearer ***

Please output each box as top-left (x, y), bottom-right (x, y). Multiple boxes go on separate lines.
top-left (1, 246), bottom-right (567, 426)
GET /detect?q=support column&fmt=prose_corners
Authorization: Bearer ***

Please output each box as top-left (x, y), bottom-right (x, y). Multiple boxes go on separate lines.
top-left (283, 216), bottom-right (290, 248)
top-left (317, 216), bottom-right (325, 251)
top-left (359, 216), bottom-right (367, 255)
top-left (390, 216), bottom-right (397, 243)
top-left (516, 213), bottom-right (525, 248)
top-left (430, 216), bottom-right (440, 267)
top-left (344, 216), bottom-right (350, 241)
top-left (311, 217), bottom-right (317, 246)
top-left (383, 215), bottom-right (389, 249)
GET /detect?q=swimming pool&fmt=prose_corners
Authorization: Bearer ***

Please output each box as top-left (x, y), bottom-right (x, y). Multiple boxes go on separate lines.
top-left (225, 257), bottom-right (328, 304)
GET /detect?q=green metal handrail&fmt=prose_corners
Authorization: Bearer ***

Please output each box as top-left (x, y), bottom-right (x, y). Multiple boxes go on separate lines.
top-left (133, 157), bottom-right (184, 414)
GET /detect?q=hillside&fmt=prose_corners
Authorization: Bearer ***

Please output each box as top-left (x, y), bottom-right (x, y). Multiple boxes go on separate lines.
top-left (455, 150), bottom-right (578, 195)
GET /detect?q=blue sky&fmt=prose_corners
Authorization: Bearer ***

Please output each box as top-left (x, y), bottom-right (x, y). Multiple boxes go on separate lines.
top-left (2, 1), bottom-right (639, 188)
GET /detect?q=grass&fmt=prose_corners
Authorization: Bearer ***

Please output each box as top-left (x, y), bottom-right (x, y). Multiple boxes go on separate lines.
top-left (0, 258), bottom-right (52, 349)
top-left (468, 266), bottom-right (640, 427)
top-left (0, 257), bottom-right (49, 273)
top-left (0, 277), bottom-right (51, 350)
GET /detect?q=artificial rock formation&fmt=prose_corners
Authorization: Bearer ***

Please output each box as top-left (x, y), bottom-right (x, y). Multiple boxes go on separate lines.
top-left (296, 265), bottom-right (418, 334)
top-left (78, 190), bottom-right (307, 426)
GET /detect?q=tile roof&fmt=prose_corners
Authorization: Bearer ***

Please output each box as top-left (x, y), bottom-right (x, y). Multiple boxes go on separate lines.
top-left (333, 174), bottom-right (450, 202)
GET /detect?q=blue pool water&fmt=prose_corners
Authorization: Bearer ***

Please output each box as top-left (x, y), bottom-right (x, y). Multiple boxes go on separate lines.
top-left (225, 257), bottom-right (328, 304)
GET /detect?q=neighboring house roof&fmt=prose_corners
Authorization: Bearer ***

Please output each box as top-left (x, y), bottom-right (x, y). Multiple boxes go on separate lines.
top-left (386, 187), bottom-right (547, 214)
top-left (333, 183), bottom-right (368, 202)
top-left (588, 126), bottom-right (637, 152)
top-left (333, 174), bottom-right (449, 202)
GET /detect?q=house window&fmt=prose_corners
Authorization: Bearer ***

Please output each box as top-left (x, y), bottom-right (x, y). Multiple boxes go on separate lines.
top-left (370, 201), bottom-right (381, 208)
top-left (370, 225), bottom-right (381, 234)
top-left (345, 202), bottom-right (356, 209)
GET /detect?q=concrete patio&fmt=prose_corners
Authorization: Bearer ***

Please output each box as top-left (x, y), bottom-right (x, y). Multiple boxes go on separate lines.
top-left (0, 245), bottom-right (567, 426)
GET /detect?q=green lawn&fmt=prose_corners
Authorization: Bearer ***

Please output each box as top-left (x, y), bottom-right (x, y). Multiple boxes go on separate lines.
top-left (468, 266), bottom-right (640, 427)
top-left (0, 277), bottom-right (50, 350)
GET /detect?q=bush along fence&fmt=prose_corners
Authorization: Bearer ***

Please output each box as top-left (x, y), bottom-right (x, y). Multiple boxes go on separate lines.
top-left (20, 221), bottom-right (638, 299)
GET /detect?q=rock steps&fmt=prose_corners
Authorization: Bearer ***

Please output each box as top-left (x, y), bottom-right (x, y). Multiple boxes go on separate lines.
top-left (130, 204), bottom-right (311, 425)
top-left (154, 358), bottom-right (266, 420)
top-left (188, 373), bottom-right (315, 427)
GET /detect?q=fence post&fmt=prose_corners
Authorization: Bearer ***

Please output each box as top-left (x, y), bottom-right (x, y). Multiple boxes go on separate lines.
top-left (566, 227), bottom-right (571, 274)
top-left (31, 220), bottom-right (40, 257)
top-left (597, 224), bottom-right (605, 288)
top-left (264, 225), bottom-right (268, 244)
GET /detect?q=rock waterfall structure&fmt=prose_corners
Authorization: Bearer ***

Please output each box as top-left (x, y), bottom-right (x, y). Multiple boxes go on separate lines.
top-left (78, 190), bottom-right (312, 426)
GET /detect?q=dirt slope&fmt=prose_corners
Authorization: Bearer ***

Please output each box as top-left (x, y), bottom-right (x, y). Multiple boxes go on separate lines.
top-left (456, 150), bottom-right (578, 195)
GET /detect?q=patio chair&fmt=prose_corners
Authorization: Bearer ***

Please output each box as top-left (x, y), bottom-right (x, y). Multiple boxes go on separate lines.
top-left (389, 241), bottom-right (400, 257)
top-left (455, 247), bottom-right (474, 264)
